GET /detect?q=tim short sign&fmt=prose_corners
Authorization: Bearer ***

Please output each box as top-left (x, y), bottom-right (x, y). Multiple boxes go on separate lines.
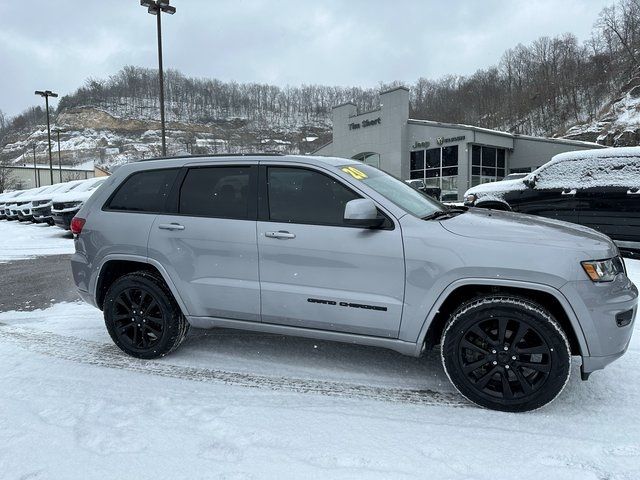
top-left (411, 135), bottom-right (466, 150)
top-left (349, 117), bottom-right (381, 131)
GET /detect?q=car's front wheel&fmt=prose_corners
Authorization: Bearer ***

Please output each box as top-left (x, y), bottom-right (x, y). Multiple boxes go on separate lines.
top-left (104, 271), bottom-right (190, 359)
top-left (441, 295), bottom-right (570, 412)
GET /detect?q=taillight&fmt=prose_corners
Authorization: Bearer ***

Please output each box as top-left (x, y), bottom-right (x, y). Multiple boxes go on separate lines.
top-left (70, 217), bottom-right (86, 235)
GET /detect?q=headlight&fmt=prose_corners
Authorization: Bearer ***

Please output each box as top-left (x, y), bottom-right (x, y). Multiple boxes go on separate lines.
top-left (465, 194), bottom-right (477, 204)
top-left (581, 257), bottom-right (625, 282)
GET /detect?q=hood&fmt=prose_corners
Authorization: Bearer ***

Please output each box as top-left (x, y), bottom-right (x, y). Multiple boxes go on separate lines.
top-left (51, 189), bottom-right (96, 203)
top-left (440, 208), bottom-right (616, 253)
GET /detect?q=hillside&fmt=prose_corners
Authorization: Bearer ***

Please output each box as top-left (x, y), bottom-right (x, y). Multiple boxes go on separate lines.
top-left (564, 73), bottom-right (640, 146)
top-left (0, 103), bottom-right (332, 172)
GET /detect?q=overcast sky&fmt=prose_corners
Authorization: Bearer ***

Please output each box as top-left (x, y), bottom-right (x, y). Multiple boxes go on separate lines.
top-left (0, 0), bottom-right (613, 117)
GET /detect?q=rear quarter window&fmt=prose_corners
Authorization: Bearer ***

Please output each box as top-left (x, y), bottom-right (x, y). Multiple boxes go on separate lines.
top-left (106, 168), bottom-right (179, 212)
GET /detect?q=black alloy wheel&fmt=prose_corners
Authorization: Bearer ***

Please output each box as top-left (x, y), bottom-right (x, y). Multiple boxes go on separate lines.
top-left (104, 271), bottom-right (189, 359)
top-left (441, 295), bottom-right (570, 412)
top-left (113, 287), bottom-right (164, 351)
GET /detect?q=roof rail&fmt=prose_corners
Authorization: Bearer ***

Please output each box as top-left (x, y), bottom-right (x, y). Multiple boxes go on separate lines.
top-left (138, 153), bottom-right (285, 162)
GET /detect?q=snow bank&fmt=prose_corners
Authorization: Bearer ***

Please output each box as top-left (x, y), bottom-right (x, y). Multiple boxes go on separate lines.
top-left (0, 221), bottom-right (73, 262)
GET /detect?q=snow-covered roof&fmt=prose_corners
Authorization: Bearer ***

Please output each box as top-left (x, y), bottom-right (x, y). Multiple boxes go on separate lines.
top-left (548, 146), bottom-right (640, 163)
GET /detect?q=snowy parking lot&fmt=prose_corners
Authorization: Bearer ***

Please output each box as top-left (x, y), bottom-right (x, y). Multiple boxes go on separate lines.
top-left (0, 220), bottom-right (639, 479)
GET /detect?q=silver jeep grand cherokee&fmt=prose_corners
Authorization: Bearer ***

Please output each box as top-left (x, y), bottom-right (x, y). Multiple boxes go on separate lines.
top-left (71, 155), bottom-right (637, 412)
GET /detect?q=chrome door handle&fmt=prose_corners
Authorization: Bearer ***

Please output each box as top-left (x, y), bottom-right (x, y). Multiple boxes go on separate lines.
top-left (158, 223), bottom-right (185, 231)
top-left (561, 189), bottom-right (576, 195)
top-left (265, 230), bottom-right (296, 239)
top-left (628, 189), bottom-right (640, 195)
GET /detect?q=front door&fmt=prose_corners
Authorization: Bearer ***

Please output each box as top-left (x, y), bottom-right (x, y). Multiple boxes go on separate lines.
top-left (148, 164), bottom-right (261, 321)
top-left (257, 165), bottom-right (405, 338)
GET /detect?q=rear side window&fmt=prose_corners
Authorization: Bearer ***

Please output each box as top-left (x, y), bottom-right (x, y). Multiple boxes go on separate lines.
top-left (179, 166), bottom-right (253, 219)
top-left (267, 167), bottom-right (360, 226)
top-left (107, 168), bottom-right (179, 212)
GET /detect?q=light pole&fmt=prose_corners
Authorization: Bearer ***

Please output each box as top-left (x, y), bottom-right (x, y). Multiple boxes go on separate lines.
top-left (52, 128), bottom-right (63, 182)
top-left (34, 90), bottom-right (58, 184)
top-left (32, 144), bottom-right (38, 187)
top-left (140, 0), bottom-right (176, 157)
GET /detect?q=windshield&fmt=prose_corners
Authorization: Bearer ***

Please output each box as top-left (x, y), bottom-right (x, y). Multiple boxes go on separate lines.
top-left (338, 164), bottom-right (445, 218)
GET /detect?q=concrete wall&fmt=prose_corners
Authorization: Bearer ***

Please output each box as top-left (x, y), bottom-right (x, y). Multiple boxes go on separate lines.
top-left (510, 136), bottom-right (604, 172)
top-left (328, 87), bottom-right (409, 178)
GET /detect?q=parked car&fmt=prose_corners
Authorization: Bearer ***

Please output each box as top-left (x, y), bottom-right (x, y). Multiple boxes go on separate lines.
top-left (51, 177), bottom-right (107, 230)
top-left (464, 147), bottom-right (640, 256)
top-left (0, 191), bottom-right (21, 220)
top-left (71, 155), bottom-right (637, 412)
top-left (5, 187), bottom-right (42, 220)
top-left (15, 185), bottom-right (66, 222)
top-left (31, 180), bottom-right (86, 225)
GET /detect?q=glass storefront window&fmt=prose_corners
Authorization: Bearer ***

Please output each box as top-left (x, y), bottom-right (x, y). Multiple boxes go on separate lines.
top-left (409, 146), bottom-right (459, 199)
top-left (425, 149), bottom-right (440, 169)
top-left (410, 150), bottom-right (424, 171)
top-left (471, 145), bottom-right (506, 187)
top-left (472, 145), bottom-right (481, 166)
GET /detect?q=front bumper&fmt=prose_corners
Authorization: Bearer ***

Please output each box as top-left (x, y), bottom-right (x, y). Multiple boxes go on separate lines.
top-left (560, 273), bottom-right (637, 377)
top-left (33, 206), bottom-right (53, 223)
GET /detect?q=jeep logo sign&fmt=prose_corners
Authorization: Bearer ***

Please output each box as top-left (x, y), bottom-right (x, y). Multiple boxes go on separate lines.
top-left (412, 135), bottom-right (466, 150)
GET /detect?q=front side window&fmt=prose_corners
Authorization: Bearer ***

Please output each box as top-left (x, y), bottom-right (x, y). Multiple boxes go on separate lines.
top-left (267, 167), bottom-right (360, 226)
top-left (107, 168), bottom-right (179, 212)
top-left (179, 166), bottom-right (252, 219)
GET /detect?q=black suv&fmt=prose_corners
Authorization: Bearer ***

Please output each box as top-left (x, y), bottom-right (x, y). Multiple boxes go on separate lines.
top-left (464, 147), bottom-right (640, 256)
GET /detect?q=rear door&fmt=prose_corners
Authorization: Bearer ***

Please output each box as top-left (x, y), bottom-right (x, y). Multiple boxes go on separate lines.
top-left (148, 163), bottom-right (261, 321)
top-left (256, 163), bottom-right (405, 338)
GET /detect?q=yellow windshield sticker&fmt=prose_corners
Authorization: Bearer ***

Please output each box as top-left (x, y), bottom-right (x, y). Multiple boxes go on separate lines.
top-left (341, 166), bottom-right (368, 180)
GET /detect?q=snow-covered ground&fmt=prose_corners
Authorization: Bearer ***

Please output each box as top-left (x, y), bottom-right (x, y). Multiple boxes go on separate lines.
top-left (0, 221), bottom-right (73, 263)
top-left (0, 220), bottom-right (638, 479)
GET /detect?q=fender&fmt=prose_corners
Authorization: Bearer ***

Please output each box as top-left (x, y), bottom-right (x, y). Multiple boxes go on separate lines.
top-left (94, 254), bottom-right (190, 316)
top-left (413, 277), bottom-right (590, 357)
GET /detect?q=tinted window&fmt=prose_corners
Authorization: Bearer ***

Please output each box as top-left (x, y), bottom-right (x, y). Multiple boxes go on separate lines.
top-left (268, 167), bottom-right (360, 226)
top-left (108, 169), bottom-right (179, 212)
top-left (179, 166), bottom-right (252, 219)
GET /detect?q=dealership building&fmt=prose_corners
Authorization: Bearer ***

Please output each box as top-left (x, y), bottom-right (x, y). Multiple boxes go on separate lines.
top-left (313, 87), bottom-right (602, 200)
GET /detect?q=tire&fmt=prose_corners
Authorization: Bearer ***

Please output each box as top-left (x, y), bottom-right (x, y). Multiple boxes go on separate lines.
top-left (103, 271), bottom-right (190, 359)
top-left (441, 295), bottom-right (570, 412)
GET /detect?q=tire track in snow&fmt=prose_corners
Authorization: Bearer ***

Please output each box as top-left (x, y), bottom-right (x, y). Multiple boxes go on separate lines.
top-left (0, 324), bottom-right (469, 408)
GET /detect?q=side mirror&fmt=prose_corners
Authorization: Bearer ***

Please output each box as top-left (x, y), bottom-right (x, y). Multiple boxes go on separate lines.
top-left (523, 175), bottom-right (537, 188)
top-left (344, 198), bottom-right (385, 228)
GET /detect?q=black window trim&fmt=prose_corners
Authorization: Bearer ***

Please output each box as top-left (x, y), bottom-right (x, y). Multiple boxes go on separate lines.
top-left (165, 164), bottom-right (258, 221)
top-left (102, 167), bottom-right (182, 214)
top-left (259, 164), bottom-right (395, 230)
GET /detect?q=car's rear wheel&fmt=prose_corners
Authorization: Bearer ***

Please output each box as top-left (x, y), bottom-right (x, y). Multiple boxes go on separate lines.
top-left (103, 271), bottom-right (189, 359)
top-left (441, 295), bottom-right (570, 412)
